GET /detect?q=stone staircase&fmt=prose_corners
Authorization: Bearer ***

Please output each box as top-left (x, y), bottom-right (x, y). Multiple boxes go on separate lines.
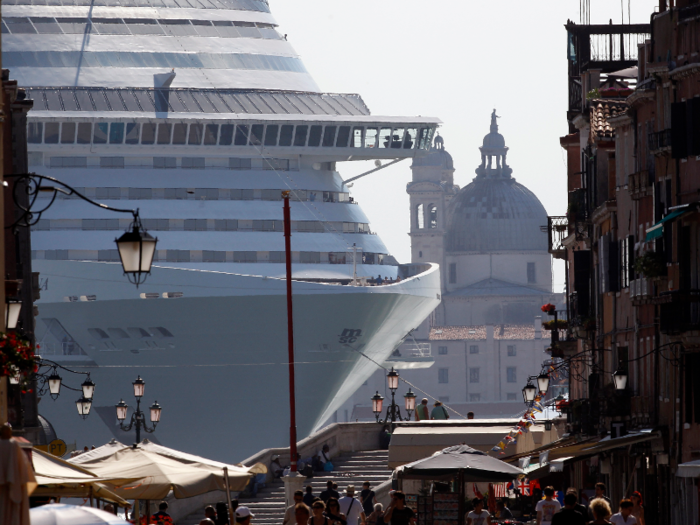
top-left (176, 450), bottom-right (390, 525)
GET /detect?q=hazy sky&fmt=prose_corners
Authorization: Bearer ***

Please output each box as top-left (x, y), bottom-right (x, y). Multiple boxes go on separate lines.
top-left (273, 0), bottom-right (658, 291)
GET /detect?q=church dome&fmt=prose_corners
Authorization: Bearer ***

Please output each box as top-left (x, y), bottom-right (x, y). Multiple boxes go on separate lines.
top-left (446, 112), bottom-right (547, 252)
top-left (412, 135), bottom-right (454, 170)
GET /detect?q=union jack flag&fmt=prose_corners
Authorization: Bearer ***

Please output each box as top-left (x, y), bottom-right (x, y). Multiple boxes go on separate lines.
top-left (516, 478), bottom-right (531, 495)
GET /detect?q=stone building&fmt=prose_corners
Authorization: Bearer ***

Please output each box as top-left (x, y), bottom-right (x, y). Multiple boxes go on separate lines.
top-left (333, 114), bottom-right (563, 422)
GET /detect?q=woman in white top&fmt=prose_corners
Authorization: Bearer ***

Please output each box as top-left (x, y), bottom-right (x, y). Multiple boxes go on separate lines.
top-left (465, 499), bottom-right (491, 525)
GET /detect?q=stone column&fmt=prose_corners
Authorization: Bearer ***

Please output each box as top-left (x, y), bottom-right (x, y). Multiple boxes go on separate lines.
top-left (282, 472), bottom-right (305, 507)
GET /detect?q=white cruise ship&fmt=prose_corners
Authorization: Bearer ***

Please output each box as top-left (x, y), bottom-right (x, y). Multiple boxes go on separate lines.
top-left (2, 0), bottom-right (441, 460)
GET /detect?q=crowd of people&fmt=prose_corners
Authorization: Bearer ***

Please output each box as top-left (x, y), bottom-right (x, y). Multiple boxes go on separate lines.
top-left (470, 482), bottom-right (645, 525)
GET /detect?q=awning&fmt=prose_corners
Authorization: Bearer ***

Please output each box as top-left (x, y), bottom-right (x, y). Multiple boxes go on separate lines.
top-left (609, 66), bottom-right (638, 78)
top-left (646, 204), bottom-right (698, 241)
top-left (677, 459), bottom-right (700, 478)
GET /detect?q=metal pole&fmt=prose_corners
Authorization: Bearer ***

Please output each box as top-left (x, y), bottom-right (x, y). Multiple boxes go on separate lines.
top-left (223, 467), bottom-right (235, 525)
top-left (135, 397), bottom-right (141, 444)
top-left (283, 193), bottom-right (298, 472)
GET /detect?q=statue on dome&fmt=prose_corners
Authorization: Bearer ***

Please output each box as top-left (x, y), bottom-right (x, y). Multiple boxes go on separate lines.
top-left (490, 109), bottom-right (500, 132)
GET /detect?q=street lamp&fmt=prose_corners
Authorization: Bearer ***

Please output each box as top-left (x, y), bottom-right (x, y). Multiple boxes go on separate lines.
top-left (5, 301), bottom-right (21, 331)
top-left (115, 376), bottom-right (162, 443)
top-left (48, 372), bottom-right (62, 400)
top-left (76, 396), bottom-right (92, 419)
top-left (537, 372), bottom-right (550, 395)
top-left (613, 365), bottom-right (628, 391)
top-left (81, 376), bottom-right (95, 400)
top-left (522, 382), bottom-right (538, 404)
top-left (116, 222), bottom-right (157, 287)
top-left (371, 368), bottom-right (412, 430)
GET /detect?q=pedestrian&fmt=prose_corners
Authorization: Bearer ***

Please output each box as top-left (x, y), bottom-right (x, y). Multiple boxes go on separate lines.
top-left (379, 425), bottom-right (391, 449)
top-left (325, 497), bottom-right (347, 525)
top-left (339, 485), bottom-right (366, 525)
top-left (205, 506), bottom-right (218, 523)
top-left (535, 486), bottom-right (561, 525)
top-left (318, 444), bottom-right (333, 471)
top-left (294, 504), bottom-right (310, 525)
top-left (304, 485), bottom-right (316, 507)
top-left (284, 491), bottom-right (304, 525)
top-left (360, 482), bottom-right (377, 517)
top-left (630, 491), bottom-right (645, 525)
top-left (321, 481), bottom-right (340, 502)
top-left (375, 275), bottom-right (383, 285)
top-left (216, 502), bottom-right (230, 525)
top-left (610, 499), bottom-right (636, 525)
top-left (565, 488), bottom-right (587, 518)
top-left (236, 507), bottom-right (254, 525)
top-left (271, 455), bottom-right (285, 478)
top-left (311, 501), bottom-right (329, 525)
top-left (152, 501), bottom-right (173, 525)
top-left (588, 483), bottom-right (613, 521)
top-left (367, 503), bottom-right (384, 525)
top-left (465, 498), bottom-right (490, 525)
top-left (551, 493), bottom-right (585, 525)
top-left (589, 499), bottom-right (612, 525)
top-left (430, 401), bottom-right (449, 420)
top-left (415, 399), bottom-right (429, 421)
top-left (383, 491), bottom-right (415, 525)
top-left (495, 500), bottom-right (512, 520)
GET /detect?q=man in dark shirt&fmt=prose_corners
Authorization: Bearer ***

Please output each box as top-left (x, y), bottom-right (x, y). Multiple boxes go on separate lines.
top-left (565, 488), bottom-right (588, 518)
top-left (303, 485), bottom-right (315, 507)
top-left (320, 480), bottom-right (340, 502)
top-left (384, 491), bottom-right (415, 525)
top-left (551, 494), bottom-right (586, 525)
top-left (360, 482), bottom-right (377, 517)
top-left (151, 501), bottom-right (173, 525)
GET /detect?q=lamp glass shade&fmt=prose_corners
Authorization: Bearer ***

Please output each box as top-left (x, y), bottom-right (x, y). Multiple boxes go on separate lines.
top-left (613, 369), bottom-right (628, 391)
top-left (386, 368), bottom-right (399, 391)
top-left (116, 227), bottom-right (157, 275)
top-left (48, 373), bottom-right (62, 397)
top-left (81, 378), bottom-right (96, 399)
top-left (371, 392), bottom-right (384, 414)
top-left (537, 373), bottom-right (550, 394)
top-left (76, 397), bottom-right (92, 418)
top-left (404, 390), bottom-right (416, 412)
top-left (5, 302), bottom-right (21, 331)
top-left (115, 399), bottom-right (129, 421)
top-left (522, 383), bottom-right (538, 403)
top-left (132, 376), bottom-right (145, 398)
top-left (149, 401), bottom-right (162, 423)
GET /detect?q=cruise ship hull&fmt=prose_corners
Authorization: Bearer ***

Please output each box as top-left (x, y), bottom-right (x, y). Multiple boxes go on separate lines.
top-left (34, 260), bottom-right (440, 461)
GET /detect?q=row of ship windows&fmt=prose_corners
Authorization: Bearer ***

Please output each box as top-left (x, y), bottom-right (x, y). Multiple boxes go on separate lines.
top-left (1, 0), bottom-right (269, 11)
top-left (34, 218), bottom-right (372, 234)
top-left (37, 155), bottom-right (301, 171)
top-left (4, 51), bottom-right (305, 72)
top-left (34, 250), bottom-right (387, 264)
top-left (2, 17), bottom-right (281, 39)
top-left (36, 185), bottom-right (351, 204)
top-left (29, 122), bottom-right (433, 150)
top-left (86, 326), bottom-right (174, 340)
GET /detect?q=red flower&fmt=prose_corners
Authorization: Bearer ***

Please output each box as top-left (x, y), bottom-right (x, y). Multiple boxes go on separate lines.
top-left (541, 303), bottom-right (556, 314)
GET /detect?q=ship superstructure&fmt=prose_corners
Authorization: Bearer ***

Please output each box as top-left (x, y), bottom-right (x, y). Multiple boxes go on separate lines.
top-left (2, 0), bottom-right (442, 460)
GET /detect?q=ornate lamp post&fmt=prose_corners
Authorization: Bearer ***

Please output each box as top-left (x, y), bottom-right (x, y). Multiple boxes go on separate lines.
top-left (115, 375), bottom-right (162, 443)
top-left (371, 368), bottom-right (414, 430)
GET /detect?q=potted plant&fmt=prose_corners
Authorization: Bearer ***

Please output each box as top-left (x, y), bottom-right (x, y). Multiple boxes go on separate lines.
top-left (542, 319), bottom-right (568, 330)
top-left (634, 251), bottom-right (666, 279)
top-left (0, 332), bottom-right (37, 391)
top-left (541, 303), bottom-right (556, 315)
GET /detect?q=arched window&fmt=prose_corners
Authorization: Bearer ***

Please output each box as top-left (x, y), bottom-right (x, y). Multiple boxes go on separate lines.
top-left (416, 203), bottom-right (424, 229)
top-left (428, 204), bottom-right (438, 229)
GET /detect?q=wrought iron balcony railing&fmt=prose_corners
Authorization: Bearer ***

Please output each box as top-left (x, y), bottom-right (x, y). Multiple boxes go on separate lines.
top-left (544, 216), bottom-right (568, 259)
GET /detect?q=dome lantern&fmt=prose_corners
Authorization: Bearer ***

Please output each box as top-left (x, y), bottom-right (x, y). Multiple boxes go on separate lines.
top-left (477, 109), bottom-right (511, 179)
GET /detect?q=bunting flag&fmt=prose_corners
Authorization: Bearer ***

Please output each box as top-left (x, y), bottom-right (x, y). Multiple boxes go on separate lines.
top-left (497, 441), bottom-right (506, 450)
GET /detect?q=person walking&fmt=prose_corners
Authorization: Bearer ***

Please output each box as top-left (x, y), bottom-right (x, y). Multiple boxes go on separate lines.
top-left (589, 499), bottom-right (612, 525)
top-left (383, 491), bottom-right (415, 525)
top-left (367, 504), bottom-right (384, 525)
top-left (339, 485), bottom-right (366, 525)
top-left (205, 506), bottom-right (218, 524)
top-left (535, 486), bottom-right (561, 525)
top-left (152, 501), bottom-right (173, 525)
top-left (495, 500), bottom-right (512, 521)
top-left (294, 504), bottom-right (310, 525)
top-left (588, 483), bottom-right (613, 521)
top-left (630, 491), bottom-right (645, 525)
top-left (430, 401), bottom-right (449, 420)
top-left (551, 493), bottom-right (585, 525)
top-left (215, 502), bottom-right (230, 525)
top-left (311, 501), bottom-right (330, 525)
top-left (565, 488), bottom-right (587, 518)
top-left (610, 500), bottom-right (637, 525)
top-left (465, 498), bottom-right (490, 525)
top-left (415, 399), bottom-right (429, 421)
top-left (284, 491), bottom-right (304, 525)
top-left (235, 507), bottom-right (255, 525)
top-left (304, 485), bottom-right (316, 507)
top-left (321, 481), bottom-right (340, 502)
top-left (360, 482), bottom-right (377, 517)
top-left (325, 498), bottom-right (347, 525)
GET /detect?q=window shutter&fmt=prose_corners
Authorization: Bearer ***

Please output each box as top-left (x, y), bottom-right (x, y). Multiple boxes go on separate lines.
top-left (608, 237), bottom-right (620, 292)
top-left (628, 235), bottom-right (635, 283)
top-left (573, 250), bottom-right (591, 317)
top-left (691, 98), bottom-right (700, 155)
top-left (672, 101), bottom-right (688, 159)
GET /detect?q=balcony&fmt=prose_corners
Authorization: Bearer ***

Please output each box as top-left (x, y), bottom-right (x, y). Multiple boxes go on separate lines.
top-left (630, 277), bottom-right (652, 305)
top-left (545, 216), bottom-right (568, 259)
top-left (648, 129), bottom-right (672, 155)
top-left (384, 342), bottom-right (434, 369)
top-left (629, 170), bottom-right (653, 199)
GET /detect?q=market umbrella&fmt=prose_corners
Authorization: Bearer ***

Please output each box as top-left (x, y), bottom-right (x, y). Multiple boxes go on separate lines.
top-left (138, 440), bottom-right (267, 475)
top-left (0, 432), bottom-right (37, 525)
top-left (30, 503), bottom-right (127, 525)
top-left (70, 443), bottom-right (254, 499)
top-left (31, 448), bottom-right (132, 507)
top-left (400, 444), bottom-right (525, 482)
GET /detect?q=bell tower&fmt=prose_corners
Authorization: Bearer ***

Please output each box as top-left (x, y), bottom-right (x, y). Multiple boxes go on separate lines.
top-left (407, 135), bottom-right (459, 291)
